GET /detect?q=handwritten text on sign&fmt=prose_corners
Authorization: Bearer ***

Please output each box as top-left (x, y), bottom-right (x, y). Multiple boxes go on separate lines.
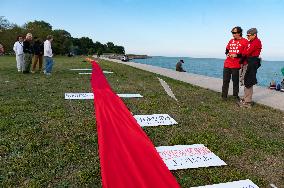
top-left (134, 114), bottom-right (177, 127)
top-left (156, 144), bottom-right (227, 170)
top-left (65, 93), bottom-right (143, 99)
top-left (191, 179), bottom-right (259, 188)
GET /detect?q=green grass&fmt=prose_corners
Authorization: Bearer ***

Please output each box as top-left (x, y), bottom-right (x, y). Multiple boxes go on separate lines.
top-left (0, 56), bottom-right (283, 187)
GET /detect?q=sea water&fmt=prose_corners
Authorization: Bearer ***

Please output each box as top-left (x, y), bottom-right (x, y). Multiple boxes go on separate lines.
top-left (132, 56), bottom-right (284, 87)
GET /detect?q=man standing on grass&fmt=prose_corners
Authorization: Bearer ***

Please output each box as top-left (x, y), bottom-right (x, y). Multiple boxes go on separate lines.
top-left (222, 26), bottom-right (248, 100)
top-left (238, 28), bottom-right (262, 108)
top-left (23, 33), bottom-right (33, 74)
top-left (13, 36), bottom-right (24, 72)
top-left (43, 35), bottom-right (54, 76)
top-left (31, 37), bottom-right (44, 73)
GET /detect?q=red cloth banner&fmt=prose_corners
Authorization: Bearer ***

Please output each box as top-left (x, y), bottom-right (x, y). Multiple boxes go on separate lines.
top-left (91, 61), bottom-right (180, 188)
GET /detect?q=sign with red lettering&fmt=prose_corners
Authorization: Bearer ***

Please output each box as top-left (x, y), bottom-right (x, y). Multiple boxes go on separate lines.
top-left (156, 144), bottom-right (226, 170)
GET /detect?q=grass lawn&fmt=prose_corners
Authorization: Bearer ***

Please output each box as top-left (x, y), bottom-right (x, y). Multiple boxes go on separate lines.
top-left (0, 56), bottom-right (283, 187)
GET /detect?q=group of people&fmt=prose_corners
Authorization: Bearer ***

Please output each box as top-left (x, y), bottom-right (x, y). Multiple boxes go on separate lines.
top-left (13, 33), bottom-right (54, 75)
top-left (222, 27), bottom-right (262, 108)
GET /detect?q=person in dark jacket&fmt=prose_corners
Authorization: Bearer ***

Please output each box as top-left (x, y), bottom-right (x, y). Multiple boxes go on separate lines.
top-left (238, 28), bottom-right (262, 108)
top-left (31, 37), bottom-right (44, 73)
top-left (176, 60), bottom-right (186, 72)
top-left (23, 33), bottom-right (33, 73)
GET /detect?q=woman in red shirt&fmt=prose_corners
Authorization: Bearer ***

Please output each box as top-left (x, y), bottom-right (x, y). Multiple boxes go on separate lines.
top-left (238, 28), bottom-right (262, 108)
top-left (222, 26), bottom-right (248, 100)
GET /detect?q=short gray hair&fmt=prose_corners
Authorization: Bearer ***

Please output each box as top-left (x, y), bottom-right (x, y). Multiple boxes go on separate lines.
top-left (247, 28), bottom-right (258, 35)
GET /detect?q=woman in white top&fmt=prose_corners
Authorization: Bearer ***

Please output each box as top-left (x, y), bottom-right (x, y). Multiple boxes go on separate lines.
top-left (13, 36), bottom-right (24, 72)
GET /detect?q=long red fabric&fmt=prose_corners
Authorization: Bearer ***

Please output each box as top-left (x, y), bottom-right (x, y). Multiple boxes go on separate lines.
top-left (91, 61), bottom-right (180, 188)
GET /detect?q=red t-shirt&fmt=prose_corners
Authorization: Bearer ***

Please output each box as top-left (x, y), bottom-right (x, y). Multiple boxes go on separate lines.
top-left (243, 37), bottom-right (262, 57)
top-left (224, 38), bottom-right (248, 68)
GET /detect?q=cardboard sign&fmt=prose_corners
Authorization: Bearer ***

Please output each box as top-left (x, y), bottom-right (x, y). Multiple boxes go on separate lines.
top-left (134, 114), bottom-right (177, 127)
top-left (156, 144), bottom-right (226, 170)
top-left (65, 93), bottom-right (143, 99)
top-left (191, 179), bottom-right (259, 188)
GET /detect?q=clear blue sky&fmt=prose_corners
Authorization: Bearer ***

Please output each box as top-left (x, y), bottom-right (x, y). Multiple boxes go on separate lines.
top-left (2, 0), bottom-right (284, 60)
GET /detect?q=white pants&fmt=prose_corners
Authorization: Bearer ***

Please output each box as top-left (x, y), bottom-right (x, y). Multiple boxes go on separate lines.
top-left (16, 54), bottom-right (24, 72)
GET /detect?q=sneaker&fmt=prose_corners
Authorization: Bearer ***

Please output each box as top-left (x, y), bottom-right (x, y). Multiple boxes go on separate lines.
top-left (31, 71), bottom-right (35, 74)
top-left (45, 73), bottom-right (51, 76)
top-left (43, 70), bottom-right (46, 74)
top-left (242, 102), bottom-right (252, 108)
top-left (237, 101), bottom-right (252, 108)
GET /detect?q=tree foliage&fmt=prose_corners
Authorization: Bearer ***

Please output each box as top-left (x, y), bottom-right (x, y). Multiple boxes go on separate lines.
top-left (0, 17), bottom-right (125, 55)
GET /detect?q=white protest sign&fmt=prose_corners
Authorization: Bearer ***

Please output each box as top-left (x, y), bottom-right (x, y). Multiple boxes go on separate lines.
top-left (70, 69), bottom-right (113, 74)
top-left (156, 144), bottom-right (226, 170)
top-left (117, 94), bottom-right (143, 98)
top-left (78, 73), bottom-right (92, 75)
top-left (134, 114), bottom-right (177, 127)
top-left (65, 93), bottom-right (94, 100)
top-left (78, 71), bottom-right (113, 74)
top-left (191, 179), bottom-right (259, 188)
top-left (65, 93), bottom-right (143, 99)
top-left (70, 68), bottom-right (92, 71)
top-left (103, 71), bottom-right (113, 74)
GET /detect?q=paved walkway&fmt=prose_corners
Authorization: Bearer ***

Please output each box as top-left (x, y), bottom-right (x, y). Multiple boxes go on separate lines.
top-left (101, 58), bottom-right (284, 112)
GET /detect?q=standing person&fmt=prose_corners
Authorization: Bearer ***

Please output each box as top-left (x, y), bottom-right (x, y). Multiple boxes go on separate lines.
top-left (238, 28), bottom-right (262, 108)
top-left (176, 59), bottom-right (186, 72)
top-left (31, 37), bottom-right (44, 73)
top-left (13, 36), bottom-right (24, 72)
top-left (43, 35), bottom-right (54, 75)
top-left (222, 26), bottom-right (248, 100)
top-left (23, 33), bottom-right (33, 74)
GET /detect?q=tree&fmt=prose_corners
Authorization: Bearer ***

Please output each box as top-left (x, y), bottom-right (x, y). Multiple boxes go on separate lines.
top-left (0, 18), bottom-right (126, 55)
top-left (52, 29), bottom-right (72, 55)
top-left (0, 16), bottom-right (13, 31)
top-left (24, 20), bottom-right (52, 41)
top-left (0, 26), bottom-right (25, 53)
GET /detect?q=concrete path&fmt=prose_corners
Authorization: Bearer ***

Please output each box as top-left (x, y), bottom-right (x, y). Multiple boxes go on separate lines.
top-left (101, 58), bottom-right (284, 112)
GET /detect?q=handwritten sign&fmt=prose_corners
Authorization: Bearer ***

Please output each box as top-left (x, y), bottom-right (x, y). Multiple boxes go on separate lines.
top-left (65, 93), bottom-right (94, 100)
top-left (191, 179), bottom-right (259, 188)
top-left (65, 93), bottom-right (143, 99)
top-left (156, 144), bottom-right (226, 170)
top-left (134, 114), bottom-right (177, 127)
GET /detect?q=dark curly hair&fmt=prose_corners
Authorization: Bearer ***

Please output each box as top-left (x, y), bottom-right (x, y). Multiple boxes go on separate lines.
top-left (231, 26), bottom-right (243, 37)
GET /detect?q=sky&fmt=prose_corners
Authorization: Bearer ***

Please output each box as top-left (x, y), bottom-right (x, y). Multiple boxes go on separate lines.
top-left (1, 0), bottom-right (284, 60)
